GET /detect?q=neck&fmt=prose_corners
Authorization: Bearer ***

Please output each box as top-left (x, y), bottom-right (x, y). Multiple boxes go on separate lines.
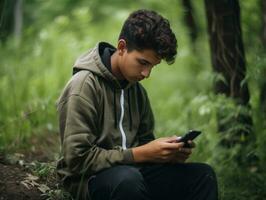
top-left (111, 51), bottom-right (125, 80)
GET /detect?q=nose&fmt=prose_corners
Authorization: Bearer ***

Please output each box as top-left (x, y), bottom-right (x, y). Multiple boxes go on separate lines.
top-left (141, 67), bottom-right (152, 78)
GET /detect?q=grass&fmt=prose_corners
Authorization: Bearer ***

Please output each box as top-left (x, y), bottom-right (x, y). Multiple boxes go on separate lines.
top-left (0, 3), bottom-right (266, 199)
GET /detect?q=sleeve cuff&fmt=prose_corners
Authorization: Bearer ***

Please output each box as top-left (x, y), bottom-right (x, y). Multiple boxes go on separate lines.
top-left (123, 149), bottom-right (134, 164)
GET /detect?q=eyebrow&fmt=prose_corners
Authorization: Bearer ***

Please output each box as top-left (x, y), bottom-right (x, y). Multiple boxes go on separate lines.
top-left (137, 58), bottom-right (152, 65)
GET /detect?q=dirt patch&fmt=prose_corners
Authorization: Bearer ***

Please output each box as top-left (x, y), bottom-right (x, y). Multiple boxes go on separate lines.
top-left (0, 162), bottom-right (42, 200)
top-left (0, 132), bottom-right (65, 200)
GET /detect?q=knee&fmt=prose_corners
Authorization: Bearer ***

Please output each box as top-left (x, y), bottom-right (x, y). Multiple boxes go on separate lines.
top-left (111, 166), bottom-right (148, 199)
top-left (196, 163), bottom-right (217, 185)
top-left (201, 163), bottom-right (216, 178)
top-left (115, 166), bottom-right (144, 186)
top-left (89, 166), bottom-right (146, 200)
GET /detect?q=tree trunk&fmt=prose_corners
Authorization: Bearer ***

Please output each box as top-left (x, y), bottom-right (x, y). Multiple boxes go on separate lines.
top-left (181, 0), bottom-right (198, 45)
top-left (0, 0), bottom-right (16, 42)
top-left (260, 0), bottom-right (266, 117)
top-left (204, 0), bottom-right (252, 146)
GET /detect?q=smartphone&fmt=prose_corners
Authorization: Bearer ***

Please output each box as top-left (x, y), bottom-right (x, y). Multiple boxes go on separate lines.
top-left (177, 130), bottom-right (202, 148)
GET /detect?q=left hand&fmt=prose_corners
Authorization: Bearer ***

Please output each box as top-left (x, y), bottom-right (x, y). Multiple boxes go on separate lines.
top-left (171, 140), bottom-right (196, 163)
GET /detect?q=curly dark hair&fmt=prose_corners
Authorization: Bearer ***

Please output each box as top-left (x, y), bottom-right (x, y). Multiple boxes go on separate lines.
top-left (119, 9), bottom-right (177, 65)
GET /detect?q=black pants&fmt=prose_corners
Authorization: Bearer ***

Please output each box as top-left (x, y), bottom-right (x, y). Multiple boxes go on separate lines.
top-left (88, 163), bottom-right (218, 200)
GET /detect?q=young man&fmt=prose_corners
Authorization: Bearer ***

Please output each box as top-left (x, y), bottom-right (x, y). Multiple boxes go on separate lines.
top-left (57, 9), bottom-right (218, 200)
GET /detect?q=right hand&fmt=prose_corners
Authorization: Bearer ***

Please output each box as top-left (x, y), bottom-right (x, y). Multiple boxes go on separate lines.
top-left (132, 136), bottom-right (185, 163)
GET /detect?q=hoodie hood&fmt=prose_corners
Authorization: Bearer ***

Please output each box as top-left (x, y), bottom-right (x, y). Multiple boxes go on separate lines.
top-left (73, 42), bottom-right (129, 89)
top-left (72, 42), bottom-right (135, 131)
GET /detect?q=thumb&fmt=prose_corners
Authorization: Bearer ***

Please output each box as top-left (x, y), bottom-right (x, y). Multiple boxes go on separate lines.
top-left (165, 136), bottom-right (180, 143)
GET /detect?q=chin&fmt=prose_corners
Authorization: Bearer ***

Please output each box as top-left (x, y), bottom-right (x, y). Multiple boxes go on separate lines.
top-left (126, 77), bottom-right (137, 83)
top-left (128, 80), bottom-right (137, 83)
top-left (127, 76), bottom-right (142, 83)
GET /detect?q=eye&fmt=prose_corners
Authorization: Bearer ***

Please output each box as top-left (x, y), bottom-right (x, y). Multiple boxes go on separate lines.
top-left (137, 59), bottom-right (149, 66)
top-left (139, 61), bottom-right (147, 65)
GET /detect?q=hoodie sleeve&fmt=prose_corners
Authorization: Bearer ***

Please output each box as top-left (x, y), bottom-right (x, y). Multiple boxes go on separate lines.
top-left (57, 74), bottom-right (134, 176)
top-left (136, 86), bottom-right (155, 145)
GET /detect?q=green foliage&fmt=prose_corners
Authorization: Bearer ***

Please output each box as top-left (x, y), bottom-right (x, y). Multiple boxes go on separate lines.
top-left (30, 161), bottom-right (55, 179)
top-left (0, 1), bottom-right (266, 199)
top-left (26, 161), bottom-right (73, 199)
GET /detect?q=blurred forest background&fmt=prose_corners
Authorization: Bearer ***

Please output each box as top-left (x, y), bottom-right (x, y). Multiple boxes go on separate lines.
top-left (0, 0), bottom-right (266, 199)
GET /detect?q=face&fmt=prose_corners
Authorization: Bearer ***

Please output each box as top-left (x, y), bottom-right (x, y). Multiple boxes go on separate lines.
top-left (117, 45), bottom-right (161, 83)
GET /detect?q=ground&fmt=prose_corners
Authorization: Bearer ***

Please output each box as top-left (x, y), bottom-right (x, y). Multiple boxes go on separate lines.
top-left (0, 162), bottom-right (42, 200)
top-left (0, 132), bottom-right (66, 200)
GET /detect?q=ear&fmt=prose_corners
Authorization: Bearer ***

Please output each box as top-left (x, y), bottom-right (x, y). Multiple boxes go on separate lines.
top-left (117, 39), bottom-right (127, 55)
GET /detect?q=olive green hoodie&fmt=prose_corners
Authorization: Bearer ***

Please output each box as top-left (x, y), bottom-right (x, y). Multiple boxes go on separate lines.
top-left (56, 42), bottom-right (155, 200)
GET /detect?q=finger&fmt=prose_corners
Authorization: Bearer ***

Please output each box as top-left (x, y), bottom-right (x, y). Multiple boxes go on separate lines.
top-left (187, 140), bottom-right (196, 148)
top-left (165, 136), bottom-right (181, 143)
top-left (179, 154), bottom-right (189, 160)
top-left (164, 142), bottom-right (184, 149)
top-left (175, 155), bottom-right (188, 163)
top-left (158, 136), bottom-right (176, 143)
top-left (179, 148), bottom-right (192, 154)
top-left (175, 136), bottom-right (182, 142)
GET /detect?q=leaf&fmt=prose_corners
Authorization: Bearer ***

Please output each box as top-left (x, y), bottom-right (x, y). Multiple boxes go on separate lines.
top-left (25, 173), bottom-right (39, 181)
top-left (38, 184), bottom-right (50, 193)
top-left (20, 173), bottom-right (40, 189)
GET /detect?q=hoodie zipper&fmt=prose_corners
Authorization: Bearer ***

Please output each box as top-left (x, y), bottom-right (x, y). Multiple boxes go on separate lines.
top-left (119, 89), bottom-right (127, 150)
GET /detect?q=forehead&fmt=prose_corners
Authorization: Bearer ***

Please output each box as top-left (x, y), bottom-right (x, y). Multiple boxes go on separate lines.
top-left (130, 49), bottom-right (161, 65)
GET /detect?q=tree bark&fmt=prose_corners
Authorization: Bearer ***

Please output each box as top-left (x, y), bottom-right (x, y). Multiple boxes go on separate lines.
top-left (204, 0), bottom-right (252, 146)
top-left (260, 0), bottom-right (266, 116)
top-left (0, 0), bottom-right (16, 42)
top-left (205, 0), bottom-right (250, 104)
top-left (181, 0), bottom-right (198, 44)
